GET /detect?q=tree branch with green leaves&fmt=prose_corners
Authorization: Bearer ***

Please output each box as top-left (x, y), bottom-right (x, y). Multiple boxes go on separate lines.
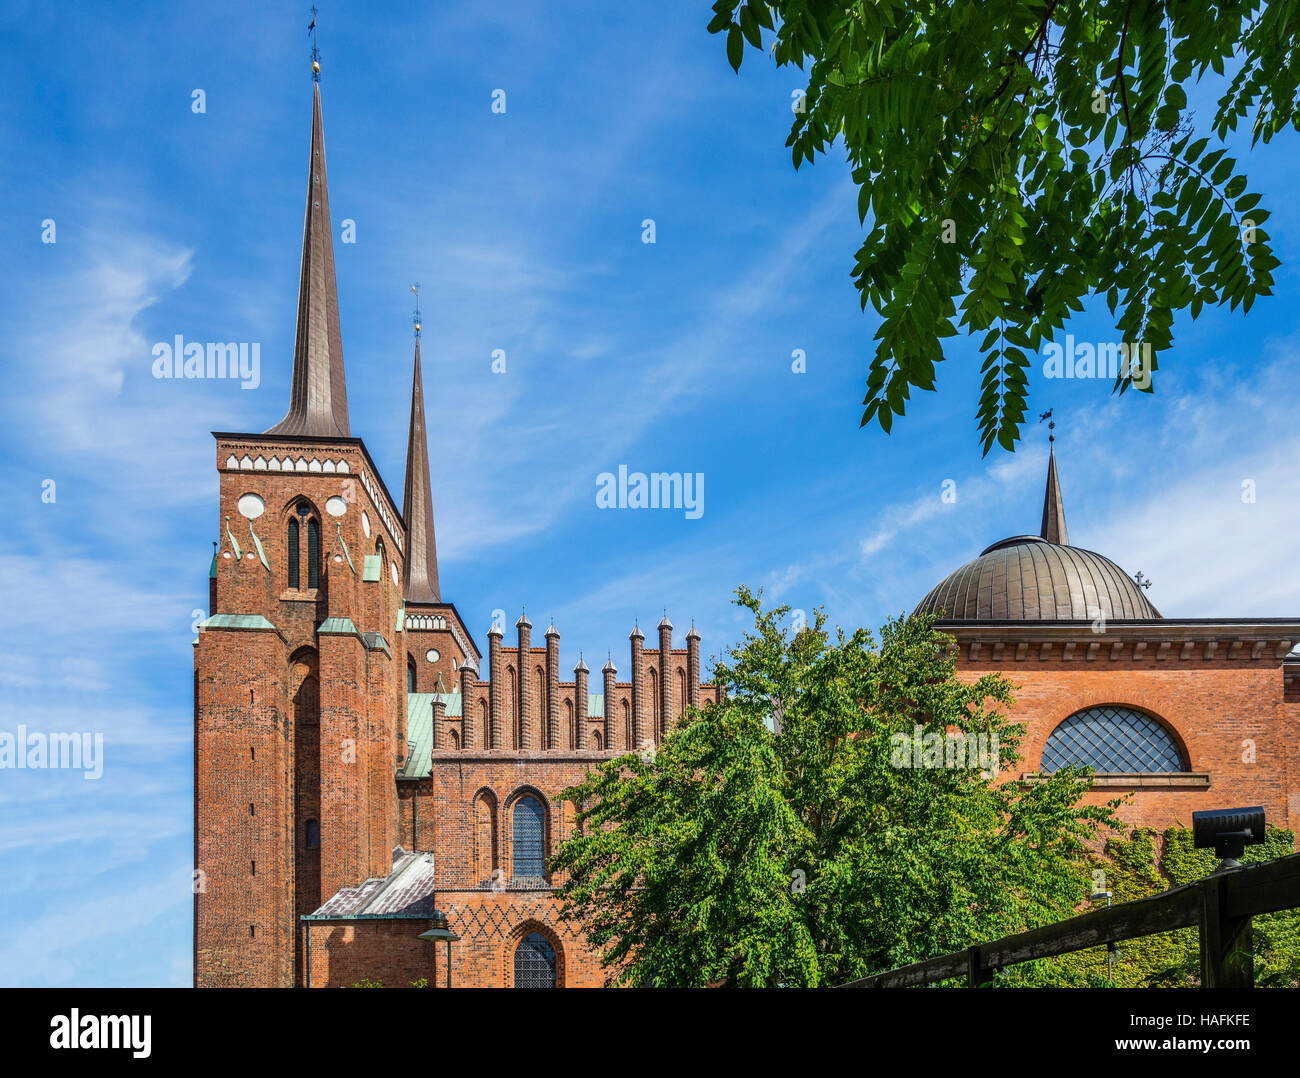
top-left (708, 0), bottom-right (1289, 452)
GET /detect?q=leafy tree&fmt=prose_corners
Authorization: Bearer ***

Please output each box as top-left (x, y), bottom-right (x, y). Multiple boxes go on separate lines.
top-left (552, 588), bottom-right (1120, 986)
top-left (707, 1), bottom-right (1288, 451)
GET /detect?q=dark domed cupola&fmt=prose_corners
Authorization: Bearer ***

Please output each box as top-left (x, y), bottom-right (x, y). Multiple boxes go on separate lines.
top-left (913, 448), bottom-right (1161, 622)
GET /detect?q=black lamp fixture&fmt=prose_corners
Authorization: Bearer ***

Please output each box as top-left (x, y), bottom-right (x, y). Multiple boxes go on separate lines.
top-left (1193, 805), bottom-right (1265, 869)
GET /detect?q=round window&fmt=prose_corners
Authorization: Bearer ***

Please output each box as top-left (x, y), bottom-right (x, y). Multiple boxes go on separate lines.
top-left (425, 649), bottom-right (440, 663)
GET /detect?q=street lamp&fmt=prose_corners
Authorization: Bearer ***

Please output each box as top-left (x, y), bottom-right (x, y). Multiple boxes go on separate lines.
top-left (418, 910), bottom-right (461, 988)
top-left (1088, 890), bottom-right (1117, 983)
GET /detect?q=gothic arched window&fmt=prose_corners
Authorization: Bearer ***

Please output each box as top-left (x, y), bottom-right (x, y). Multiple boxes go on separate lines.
top-left (407, 657), bottom-right (417, 694)
top-left (306, 518), bottom-right (320, 588)
top-left (1041, 706), bottom-right (1186, 774)
top-left (287, 517), bottom-right (300, 589)
top-left (512, 795), bottom-right (546, 880)
top-left (514, 931), bottom-right (556, 988)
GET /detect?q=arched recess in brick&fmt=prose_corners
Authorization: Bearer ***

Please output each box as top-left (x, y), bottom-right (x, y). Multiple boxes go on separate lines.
top-left (676, 667), bottom-right (686, 720)
top-left (504, 919), bottom-right (565, 988)
top-left (649, 667), bottom-right (659, 741)
top-left (290, 646), bottom-right (321, 917)
top-left (565, 698), bottom-right (574, 749)
top-left (591, 728), bottom-right (603, 750)
top-left (472, 788), bottom-right (498, 887)
top-left (506, 664), bottom-right (517, 748)
top-left (534, 665), bottom-right (546, 747)
top-left (621, 698), bottom-right (631, 750)
top-left (477, 698), bottom-right (489, 750)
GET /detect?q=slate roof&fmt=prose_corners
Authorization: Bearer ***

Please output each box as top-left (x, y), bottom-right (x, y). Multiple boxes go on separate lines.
top-left (310, 848), bottom-right (438, 918)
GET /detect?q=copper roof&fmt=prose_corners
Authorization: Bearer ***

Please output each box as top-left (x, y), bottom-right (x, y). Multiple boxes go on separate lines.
top-left (913, 449), bottom-right (1161, 622)
top-left (265, 81), bottom-right (351, 439)
top-left (401, 337), bottom-right (440, 604)
top-left (913, 537), bottom-right (1161, 621)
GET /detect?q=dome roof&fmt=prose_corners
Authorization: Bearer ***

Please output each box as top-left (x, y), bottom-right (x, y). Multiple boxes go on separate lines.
top-left (913, 446), bottom-right (1161, 622)
top-left (912, 535), bottom-right (1161, 621)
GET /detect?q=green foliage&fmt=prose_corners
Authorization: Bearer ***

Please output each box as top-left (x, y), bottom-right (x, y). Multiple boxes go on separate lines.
top-left (348, 978), bottom-right (384, 988)
top-left (707, 1), bottom-right (1290, 451)
top-left (552, 588), bottom-right (1121, 986)
top-left (1011, 824), bottom-right (1300, 986)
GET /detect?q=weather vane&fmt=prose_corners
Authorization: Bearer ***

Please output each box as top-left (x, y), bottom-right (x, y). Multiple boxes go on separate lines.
top-left (308, 7), bottom-right (320, 80)
top-left (1038, 407), bottom-right (1055, 444)
top-left (411, 282), bottom-right (421, 337)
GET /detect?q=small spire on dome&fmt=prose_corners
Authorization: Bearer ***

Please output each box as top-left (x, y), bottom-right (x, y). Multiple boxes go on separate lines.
top-left (1038, 410), bottom-right (1068, 546)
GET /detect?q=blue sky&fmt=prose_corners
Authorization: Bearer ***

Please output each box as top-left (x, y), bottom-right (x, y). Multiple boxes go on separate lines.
top-left (1, 2), bottom-right (1298, 986)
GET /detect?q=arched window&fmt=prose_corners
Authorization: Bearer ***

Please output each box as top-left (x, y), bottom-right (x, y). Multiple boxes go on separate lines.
top-left (407, 657), bottom-right (417, 694)
top-left (306, 518), bottom-right (320, 588)
top-left (512, 795), bottom-right (546, 880)
top-left (514, 931), bottom-right (556, 988)
top-left (1042, 706), bottom-right (1186, 773)
top-left (592, 729), bottom-right (603, 750)
top-left (449, 728), bottom-right (460, 750)
top-left (287, 517), bottom-right (300, 589)
top-left (304, 819), bottom-right (320, 849)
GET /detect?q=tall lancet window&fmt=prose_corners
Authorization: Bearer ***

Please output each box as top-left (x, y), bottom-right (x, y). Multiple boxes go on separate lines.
top-left (307, 518), bottom-right (320, 588)
top-left (287, 518), bottom-right (300, 589)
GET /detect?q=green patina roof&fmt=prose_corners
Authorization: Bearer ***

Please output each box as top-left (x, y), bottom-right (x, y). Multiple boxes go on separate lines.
top-left (318, 616), bottom-right (359, 635)
top-left (362, 555), bottom-right (382, 582)
top-left (361, 631), bottom-right (391, 657)
top-left (209, 549), bottom-right (217, 579)
top-left (586, 692), bottom-right (606, 719)
top-left (201, 613), bottom-right (277, 631)
top-left (399, 690), bottom-right (462, 780)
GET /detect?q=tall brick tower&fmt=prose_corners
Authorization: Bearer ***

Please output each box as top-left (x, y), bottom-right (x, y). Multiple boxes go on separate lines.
top-left (194, 73), bottom-right (405, 988)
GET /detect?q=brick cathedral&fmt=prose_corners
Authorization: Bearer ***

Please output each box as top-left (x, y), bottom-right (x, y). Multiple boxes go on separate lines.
top-left (194, 76), bottom-right (1300, 989)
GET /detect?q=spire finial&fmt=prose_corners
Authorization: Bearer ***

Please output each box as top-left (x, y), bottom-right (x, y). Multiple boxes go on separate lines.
top-left (1038, 410), bottom-right (1068, 545)
top-left (308, 6), bottom-right (320, 80)
top-left (411, 282), bottom-right (421, 338)
top-left (264, 55), bottom-right (350, 438)
top-left (402, 319), bottom-right (441, 604)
